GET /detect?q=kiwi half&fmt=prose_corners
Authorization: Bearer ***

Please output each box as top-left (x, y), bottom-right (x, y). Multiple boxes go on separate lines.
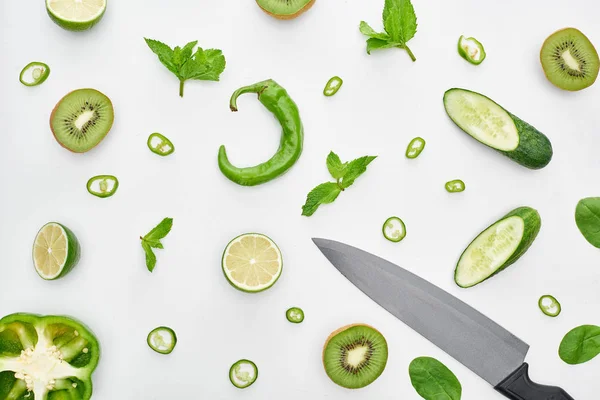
top-left (50, 88), bottom-right (114, 153)
top-left (540, 28), bottom-right (599, 91)
top-left (256, 0), bottom-right (315, 20)
top-left (322, 324), bottom-right (388, 389)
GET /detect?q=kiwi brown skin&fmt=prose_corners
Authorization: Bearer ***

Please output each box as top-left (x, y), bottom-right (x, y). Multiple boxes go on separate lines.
top-left (256, 0), bottom-right (315, 20)
top-left (49, 89), bottom-right (114, 153)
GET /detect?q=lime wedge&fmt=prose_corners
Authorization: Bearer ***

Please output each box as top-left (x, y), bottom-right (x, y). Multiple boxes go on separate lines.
top-left (222, 233), bottom-right (283, 293)
top-left (46, 0), bottom-right (107, 31)
top-left (33, 222), bottom-right (81, 280)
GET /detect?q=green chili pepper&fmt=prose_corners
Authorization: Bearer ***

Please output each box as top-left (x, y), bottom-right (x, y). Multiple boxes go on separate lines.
top-left (539, 295), bottom-right (561, 317)
top-left (383, 216), bottom-right (406, 242)
top-left (19, 62), bottom-right (50, 86)
top-left (406, 137), bottom-right (426, 159)
top-left (147, 133), bottom-right (175, 156)
top-left (445, 179), bottom-right (466, 193)
top-left (323, 76), bottom-right (343, 97)
top-left (457, 35), bottom-right (486, 65)
top-left (286, 307), bottom-right (305, 323)
top-left (86, 175), bottom-right (119, 198)
top-left (229, 359), bottom-right (258, 389)
top-left (0, 313), bottom-right (100, 400)
top-left (147, 326), bottom-right (177, 354)
top-left (218, 79), bottom-right (304, 186)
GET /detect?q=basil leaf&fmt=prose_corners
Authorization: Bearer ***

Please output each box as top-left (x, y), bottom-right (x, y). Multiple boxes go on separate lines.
top-left (409, 357), bottom-right (462, 400)
top-left (575, 197), bottom-right (600, 248)
top-left (559, 325), bottom-right (600, 365)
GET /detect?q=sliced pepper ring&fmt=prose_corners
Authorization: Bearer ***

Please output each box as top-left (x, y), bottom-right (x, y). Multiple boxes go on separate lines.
top-left (229, 359), bottom-right (258, 389)
top-left (19, 62), bottom-right (50, 86)
top-left (538, 295), bottom-right (561, 317)
top-left (86, 175), bottom-right (119, 198)
top-left (147, 326), bottom-right (177, 354)
top-left (0, 313), bottom-right (100, 400)
top-left (147, 133), bottom-right (175, 156)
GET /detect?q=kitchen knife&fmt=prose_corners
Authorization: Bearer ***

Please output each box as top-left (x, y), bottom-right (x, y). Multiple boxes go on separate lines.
top-left (312, 238), bottom-right (574, 400)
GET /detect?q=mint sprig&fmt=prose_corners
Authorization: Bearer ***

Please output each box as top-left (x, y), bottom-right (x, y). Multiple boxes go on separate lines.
top-left (360, 0), bottom-right (418, 61)
top-left (144, 38), bottom-right (226, 97)
top-left (302, 152), bottom-right (376, 216)
top-left (141, 217), bottom-right (173, 272)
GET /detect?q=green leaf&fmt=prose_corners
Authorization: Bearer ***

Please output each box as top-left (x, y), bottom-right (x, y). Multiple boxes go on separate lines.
top-left (384, 7), bottom-right (404, 43)
top-left (340, 156), bottom-right (376, 189)
top-left (409, 357), bottom-right (462, 400)
top-left (559, 325), bottom-right (600, 365)
top-left (383, 0), bottom-right (417, 43)
top-left (575, 197), bottom-right (600, 248)
top-left (144, 38), bottom-right (178, 75)
top-left (144, 217), bottom-right (173, 242)
top-left (326, 152), bottom-right (347, 180)
top-left (142, 242), bottom-right (157, 272)
top-left (366, 38), bottom-right (397, 54)
top-left (181, 40), bottom-right (198, 61)
top-left (301, 182), bottom-right (341, 217)
top-left (359, 21), bottom-right (389, 40)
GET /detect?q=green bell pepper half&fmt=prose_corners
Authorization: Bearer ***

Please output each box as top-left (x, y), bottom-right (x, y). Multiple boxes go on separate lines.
top-left (0, 313), bottom-right (100, 400)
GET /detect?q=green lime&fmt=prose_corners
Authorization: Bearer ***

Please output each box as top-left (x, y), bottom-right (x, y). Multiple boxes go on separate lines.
top-left (33, 222), bottom-right (81, 280)
top-left (46, 0), bottom-right (107, 31)
top-left (222, 233), bottom-right (283, 293)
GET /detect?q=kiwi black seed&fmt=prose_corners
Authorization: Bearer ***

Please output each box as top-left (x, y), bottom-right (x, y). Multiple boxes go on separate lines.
top-left (50, 88), bottom-right (114, 153)
top-left (540, 28), bottom-right (600, 91)
top-left (256, 0), bottom-right (315, 20)
top-left (322, 324), bottom-right (388, 389)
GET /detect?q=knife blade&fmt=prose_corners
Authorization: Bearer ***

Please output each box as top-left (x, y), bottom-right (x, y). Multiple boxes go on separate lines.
top-left (313, 238), bottom-right (575, 400)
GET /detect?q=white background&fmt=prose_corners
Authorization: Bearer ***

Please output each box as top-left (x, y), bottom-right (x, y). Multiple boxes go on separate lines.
top-left (0, 0), bottom-right (599, 398)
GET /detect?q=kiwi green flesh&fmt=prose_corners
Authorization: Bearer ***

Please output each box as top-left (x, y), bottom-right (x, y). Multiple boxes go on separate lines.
top-left (256, 0), bottom-right (313, 18)
top-left (323, 325), bottom-right (388, 389)
top-left (51, 89), bottom-right (114, 153)
top-left (541, 28), bottom-right (599, 91)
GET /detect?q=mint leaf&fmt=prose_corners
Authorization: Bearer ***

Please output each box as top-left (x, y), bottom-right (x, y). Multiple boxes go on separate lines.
top-left (145, 38), bottom-right (226, 97)
top-left (326, 152), bottom-right (347, 180)
top-left (367, 38), bottom-right (398, 54)
top-left (384, 7), bottom-right (404, 43)
top-left (301, 182), bottom-right (342, 217)
top-left (141, 217), bottom-right (173, 272)
top-left (359, 21), bottom-right (389, 40)
top-left (341, 156), bottom-right (377, 189)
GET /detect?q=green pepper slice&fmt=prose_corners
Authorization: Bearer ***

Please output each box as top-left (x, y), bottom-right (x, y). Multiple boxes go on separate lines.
top-left (539, 295), bottom-right (561, 317)
top-left (229, 359), bottom-right (258, 389)
top-left (19, 62), bottom-right (50, 86)
top-left (86, 175), bottom-right (119, 198)
top-left (445, 179), bottom-right (466, 193)
top-left (457, 35), bottom-right (486, 65)
top-left (0, 313), bottom-right (100, 400)
top-left (286, 307), bottom-right (305, 323)
top-left (147, 327), bottom-right (177, 354)
top-left (383, 216), bottom-right (406, 242)
top-left (406, 137), bottom-right (426, 159)
top-left (147, 133), bottom-right (175, 156)
top-left (323, 76), bottom-right (343, 97)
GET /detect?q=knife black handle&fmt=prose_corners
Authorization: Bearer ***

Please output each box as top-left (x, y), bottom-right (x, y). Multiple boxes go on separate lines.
top-left (495, 363), bottom-right (574, 400)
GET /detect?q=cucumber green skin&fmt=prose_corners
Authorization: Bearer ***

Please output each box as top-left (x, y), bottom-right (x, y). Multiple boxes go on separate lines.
top-left (444, 89), bottom-right (553, 170)
top-left (455, 206), bottom-right (542, 288)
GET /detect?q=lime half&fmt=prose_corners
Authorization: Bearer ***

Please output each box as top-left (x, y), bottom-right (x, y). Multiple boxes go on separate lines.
top-left (222, 233), bottom-right (283, 293)
top-left (33, 222), bottom-right (81, 280)
top-left (46, 0), bottom-right (107, 31)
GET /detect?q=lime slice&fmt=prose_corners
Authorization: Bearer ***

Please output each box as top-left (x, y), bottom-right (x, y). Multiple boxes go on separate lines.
top-left (222, 233), bottom-right (283, 293)
top-left (46, 0), bottom-right (107, 31)
top-left (33, 222), bottom-right (81, 280)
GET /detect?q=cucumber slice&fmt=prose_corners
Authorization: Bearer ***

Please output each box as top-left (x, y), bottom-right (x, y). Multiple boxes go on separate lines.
top-left (443, 89), bottom-right (553, 169)
top-left (229, 359), bottom-right (258, 389)
top-left (147, 327), bottom-right (177, 354)
top-left (455, 207), bottom-right (541, 288)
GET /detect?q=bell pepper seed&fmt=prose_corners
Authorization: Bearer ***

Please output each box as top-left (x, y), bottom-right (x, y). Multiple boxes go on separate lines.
top-left (406, 137), bottom-right (426, 159)
top-left (323, 76), bottom-right (343, 97)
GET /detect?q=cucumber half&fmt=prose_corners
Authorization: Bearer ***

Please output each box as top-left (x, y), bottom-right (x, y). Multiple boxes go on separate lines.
top-left (443, 89), bottom-right (553, 169)
top-left (455, 207), bottom-right (541, 288)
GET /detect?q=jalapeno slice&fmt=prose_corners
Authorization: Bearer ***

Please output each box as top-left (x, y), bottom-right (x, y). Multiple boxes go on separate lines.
top-left (286, 307), bottom-right (305, 323)
top-left (147, 326), bottom-right (177, 354)
top-left (323, 76), bottom-right (343, 97)
top-left (383, 216), bottom-right (406, 242)
top-left (458, 35), bottom-right (486, 65)
top-left (406, 137), bottom-right (426, 159)
top-left (229, 359), bottom-right (258, 389)
top-left (539, 295), bottom-right (561, 317)
top-left (445, 179), bottom-right (465, 193)
top-left (19, 62), bottom-right (50, 86)
top-left (147, 133), bottom-right (175, 156)
top-left (86, 175), bottom-right (119, 198)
